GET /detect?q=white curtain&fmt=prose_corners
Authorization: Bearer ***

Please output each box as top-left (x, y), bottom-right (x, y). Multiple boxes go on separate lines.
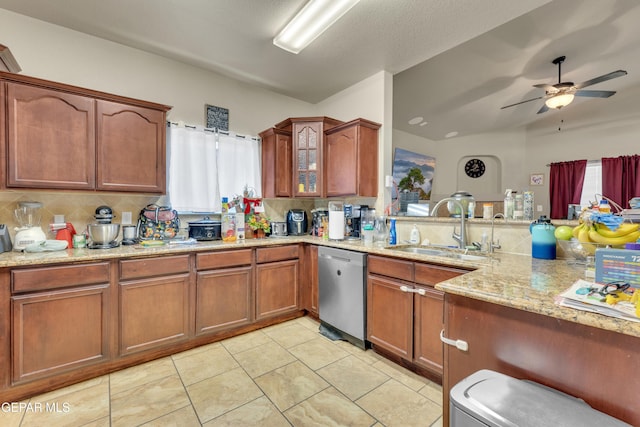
top-left (217, 132), bottom-right (262, 198)
top-left (168, 125), bottom-right (221, 212)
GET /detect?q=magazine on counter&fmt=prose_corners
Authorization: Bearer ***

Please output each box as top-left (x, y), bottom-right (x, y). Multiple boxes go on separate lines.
top-left (555, 279), bottom-right (640, 323)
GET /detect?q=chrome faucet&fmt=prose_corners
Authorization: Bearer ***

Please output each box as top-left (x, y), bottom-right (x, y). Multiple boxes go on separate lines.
top-left (430, 198), bottom-right (467, 249)
top-left (490, 213), bottom-right (505, 253)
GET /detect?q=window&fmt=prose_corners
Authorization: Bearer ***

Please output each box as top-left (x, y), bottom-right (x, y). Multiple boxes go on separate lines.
top-left (579, 160), bottom-right (602, 208)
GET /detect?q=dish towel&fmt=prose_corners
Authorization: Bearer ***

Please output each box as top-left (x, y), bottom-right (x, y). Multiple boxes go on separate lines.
top-left (168, 125), bottom-right (221, 212)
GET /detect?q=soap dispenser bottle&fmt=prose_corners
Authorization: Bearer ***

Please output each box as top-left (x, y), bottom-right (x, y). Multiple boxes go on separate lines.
top-left (389, 219), bottom-right (397, 245)
top-left (409, 224), bottom-right (420, 244)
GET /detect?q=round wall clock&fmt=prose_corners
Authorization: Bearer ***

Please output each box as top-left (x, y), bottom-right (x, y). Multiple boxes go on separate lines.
top-left (464, 158), bottom-right (486, 178)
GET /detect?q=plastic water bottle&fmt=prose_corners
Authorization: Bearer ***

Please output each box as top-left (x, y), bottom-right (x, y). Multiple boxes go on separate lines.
top-left (504, 189), bottom-right (514, 219)
top-left (389, 219), bottom-right (397, 245)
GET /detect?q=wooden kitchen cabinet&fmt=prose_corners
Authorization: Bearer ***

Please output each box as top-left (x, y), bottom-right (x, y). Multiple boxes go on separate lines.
top-left (299, 244), bottom-right (319, 317)
top-left (1, 71), bottom-right (170, 193)
top-left (367, 273), bottom-right (414, 359)
top-left (367, 255), bottom-right (470, 381)
top-left (273, 116), bottom-right (343, 198)
top-left (118, 255), bottom-right (191, 355)
top-left (195, 249), bottom-right (253, 335)
top-left (442, 293), bottom-right (640, 426)
top-left (10, 262), bottom-right (111, 383)
top-left (255, 245), bottom-right (300, 320)
top-left (6, 82), bottom-right (96, 190)
top-left (96, 100), bottom-right (166, 193)
top-left (259, 127), bottom-right (292, 198)
top-left (324, 118), bottom-right (381, 197)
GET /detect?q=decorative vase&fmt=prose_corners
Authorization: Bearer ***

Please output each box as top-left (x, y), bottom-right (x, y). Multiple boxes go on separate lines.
top-left (245, 225), bottom-right (254, 239)
top-left (256, 229), bottom-right (266, 239)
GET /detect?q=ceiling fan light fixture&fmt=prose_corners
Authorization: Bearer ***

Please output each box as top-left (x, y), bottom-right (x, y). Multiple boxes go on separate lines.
top-left (545, 93), bottom-right (575, 109)
top-left (273, 0), bottom-right (359, 54)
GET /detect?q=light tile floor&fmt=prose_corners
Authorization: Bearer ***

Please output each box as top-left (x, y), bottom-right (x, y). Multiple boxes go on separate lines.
top-left (7, 316), bottom-right (443, 426)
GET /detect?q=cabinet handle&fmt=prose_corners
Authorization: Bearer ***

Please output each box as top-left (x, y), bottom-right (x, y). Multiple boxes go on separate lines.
top-left (400, 285), bottom-right (426, 296)
top-left (440, 330), bottom-right (469, 352)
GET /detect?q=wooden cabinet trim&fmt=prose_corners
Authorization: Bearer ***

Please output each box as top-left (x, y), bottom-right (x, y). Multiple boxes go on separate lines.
top-left (368, 255), bottom-right (414, 282)
top-left (196, 249), bottom-right (253, 270)
top-left (256, 245), bottom-right (299, 263)
top-left (120, 255), bottom-right (190, 280)
top-left (414, 262), bottom-right (471, 287)
top-left (12, 262), bottom-right (110, 293)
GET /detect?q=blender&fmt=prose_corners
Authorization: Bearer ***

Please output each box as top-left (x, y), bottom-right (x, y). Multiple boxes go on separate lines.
top-left (14, 201), bottom-right (47, 251)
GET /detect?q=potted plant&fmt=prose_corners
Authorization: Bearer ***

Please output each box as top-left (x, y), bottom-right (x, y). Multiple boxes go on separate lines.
top-left (247, 213), bottom-right (270, 238)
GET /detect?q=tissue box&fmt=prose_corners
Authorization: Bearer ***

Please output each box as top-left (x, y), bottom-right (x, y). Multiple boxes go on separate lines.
top-left (595, 248), bottom-right (640, 289)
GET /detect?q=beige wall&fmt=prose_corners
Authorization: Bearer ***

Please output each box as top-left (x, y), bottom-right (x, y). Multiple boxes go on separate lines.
top-left (0, 9), bottom-right (392, 237)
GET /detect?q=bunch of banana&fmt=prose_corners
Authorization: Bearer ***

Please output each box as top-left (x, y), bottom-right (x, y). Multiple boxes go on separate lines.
top-left (572, 222), bottom-right (640, 253)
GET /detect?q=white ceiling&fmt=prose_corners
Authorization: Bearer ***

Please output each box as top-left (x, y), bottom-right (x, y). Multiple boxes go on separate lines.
top-left (1, 0), bottom-right (639, 140)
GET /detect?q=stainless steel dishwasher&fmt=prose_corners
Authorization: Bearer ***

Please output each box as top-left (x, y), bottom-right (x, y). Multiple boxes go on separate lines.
top-left (318, 246), bottom-right (368, 349)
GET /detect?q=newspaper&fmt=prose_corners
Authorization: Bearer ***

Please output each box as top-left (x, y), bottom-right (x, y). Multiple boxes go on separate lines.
top-left (556, 279), bottom-right (640, 323)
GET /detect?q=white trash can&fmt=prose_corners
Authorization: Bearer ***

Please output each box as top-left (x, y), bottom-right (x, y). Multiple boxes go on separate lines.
top-left (450, 369), bottom-right (631, 427)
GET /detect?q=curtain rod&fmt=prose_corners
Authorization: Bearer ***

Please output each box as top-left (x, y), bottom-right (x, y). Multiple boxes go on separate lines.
top-left (167, 121), bottom-right (259, 141)
top-left (545, 159), bottom-right (600, 167)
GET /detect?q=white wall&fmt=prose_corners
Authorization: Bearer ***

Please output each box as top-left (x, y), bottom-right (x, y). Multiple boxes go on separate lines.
top-left (0, 9), bottom-right (314, 136)
top-left (393, 97), bottom-right (640, 217)
top-left (316, 71), bottom-right (393, 213)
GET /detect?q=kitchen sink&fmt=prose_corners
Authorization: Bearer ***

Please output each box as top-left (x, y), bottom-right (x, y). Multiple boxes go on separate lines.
top-left (387, 246), bottom-right (488, 262)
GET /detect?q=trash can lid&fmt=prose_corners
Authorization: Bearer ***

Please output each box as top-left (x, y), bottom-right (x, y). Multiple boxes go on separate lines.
top-left (450, 370), bottom-right (630, 427)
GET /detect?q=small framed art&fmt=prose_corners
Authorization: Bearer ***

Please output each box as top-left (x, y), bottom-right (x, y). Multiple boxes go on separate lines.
top-left (530, 173), bottom-right (544, 186)
top-left (205, 104), bottom-right (229, 131)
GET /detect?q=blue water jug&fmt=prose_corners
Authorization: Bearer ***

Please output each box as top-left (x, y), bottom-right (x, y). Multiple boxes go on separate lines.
top-left (530, 216), bottom-right (556, 259)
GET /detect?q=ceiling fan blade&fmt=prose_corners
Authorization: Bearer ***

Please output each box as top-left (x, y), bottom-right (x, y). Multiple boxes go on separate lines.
top-left (574, 70), bottom-right (627, 89)
top-left (500, 96), bottom-right (543, 109)
top-left (574, 89), bottom-right (616, 98)
top-left (533, 83), bottom-right (556, 91)
top-left (536, 104), bottom-right (549, 114)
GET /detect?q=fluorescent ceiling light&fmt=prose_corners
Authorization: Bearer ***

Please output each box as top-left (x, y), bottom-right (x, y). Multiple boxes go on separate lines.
top-left (273, 0), bottom-right (360, 54)
top-left (545, 93), bottom-right (575, 109)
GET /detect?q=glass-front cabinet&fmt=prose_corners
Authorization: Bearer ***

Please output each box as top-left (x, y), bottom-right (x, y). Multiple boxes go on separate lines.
top-left (294, 121), bottom-right (321, 197)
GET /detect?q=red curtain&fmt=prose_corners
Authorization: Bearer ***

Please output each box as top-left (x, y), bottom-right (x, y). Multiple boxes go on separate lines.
top-left (549, 160), bottom-right (587, 219)
top-left (602, 155), bottom-right (640, 209)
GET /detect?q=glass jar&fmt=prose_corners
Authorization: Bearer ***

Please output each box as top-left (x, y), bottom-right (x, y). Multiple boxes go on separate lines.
top-left (221, 213), bottom-right (236, 242)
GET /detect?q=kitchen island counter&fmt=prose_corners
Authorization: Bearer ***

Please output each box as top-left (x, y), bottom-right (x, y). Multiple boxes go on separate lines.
top-left (1, 236), bottom-right (636, 338)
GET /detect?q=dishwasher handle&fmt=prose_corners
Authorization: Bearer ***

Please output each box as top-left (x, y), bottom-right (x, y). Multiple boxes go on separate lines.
top-left (318, 253), bottom-right (353, 263)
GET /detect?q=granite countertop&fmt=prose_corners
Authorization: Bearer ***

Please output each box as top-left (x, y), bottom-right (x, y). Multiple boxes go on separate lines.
top-left (1, 236), bottom-right (638, 339)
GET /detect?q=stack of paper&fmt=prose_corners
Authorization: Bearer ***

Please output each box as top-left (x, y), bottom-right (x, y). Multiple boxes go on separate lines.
top-left (556, 279), bottom-right (639, 322)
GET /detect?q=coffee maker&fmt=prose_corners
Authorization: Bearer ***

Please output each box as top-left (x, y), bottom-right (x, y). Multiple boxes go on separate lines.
top-left (345, 205), bottom-right (368, 239)
top-left (286, 209), bottom-right (308, 235)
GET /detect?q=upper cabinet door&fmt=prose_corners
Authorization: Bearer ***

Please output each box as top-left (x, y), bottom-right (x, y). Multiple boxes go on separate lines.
top-left (293, 121), bottom-right (323, 198)
top-left (96, 100), bottom-right (166, 193)
top-left (6, 82), bottom-right (96, 189)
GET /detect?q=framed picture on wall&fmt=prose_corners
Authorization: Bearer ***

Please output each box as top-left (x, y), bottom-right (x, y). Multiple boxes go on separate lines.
top-left (530, 173), bottom-right (544, 186)
top-left (205, 104), bottom-right (229, 131)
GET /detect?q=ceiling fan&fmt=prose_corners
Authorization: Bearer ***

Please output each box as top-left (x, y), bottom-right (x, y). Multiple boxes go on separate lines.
top-left (501, 56), bottom-right (627, 114)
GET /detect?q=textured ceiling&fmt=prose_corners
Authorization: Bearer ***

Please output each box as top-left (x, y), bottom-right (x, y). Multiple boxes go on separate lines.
top-left (2, 0), bottom-right (638, 140)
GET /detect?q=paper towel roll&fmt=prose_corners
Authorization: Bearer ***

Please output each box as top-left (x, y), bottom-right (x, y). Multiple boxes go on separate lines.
top-left (328, 211), bottom-right (345, 240)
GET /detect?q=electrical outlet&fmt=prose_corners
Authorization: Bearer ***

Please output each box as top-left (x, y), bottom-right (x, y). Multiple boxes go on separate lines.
top-left (536, 205), bottom-right (543, 212)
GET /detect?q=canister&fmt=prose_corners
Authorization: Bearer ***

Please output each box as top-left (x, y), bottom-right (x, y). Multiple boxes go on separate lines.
top-left (328, 201), bottom-right (345, 240)
top-left (530, 216), bottom-right (556, 259)
top-left (482, 203), bottom-right (494, 219)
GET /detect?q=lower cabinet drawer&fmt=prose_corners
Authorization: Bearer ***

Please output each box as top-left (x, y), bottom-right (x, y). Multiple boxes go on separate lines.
top-left (196, 249), bottom-right (253, 270)
top-left (12, 262), bottom-right (110, 293)
top-left (120, 255), bottom-right (190, 280)
top-left (256, 245), bottom-right (299, 263)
